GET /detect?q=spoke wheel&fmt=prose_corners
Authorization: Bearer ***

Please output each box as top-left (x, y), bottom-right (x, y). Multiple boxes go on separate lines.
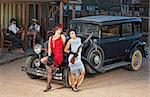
top-left (131, 50), bottom-right (142, 71)
top-left (125, 49), bottom-right (143, 71)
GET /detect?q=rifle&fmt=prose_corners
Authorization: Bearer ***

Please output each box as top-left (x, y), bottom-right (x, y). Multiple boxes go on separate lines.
top-left (70, 32), bottom-right (93, 64)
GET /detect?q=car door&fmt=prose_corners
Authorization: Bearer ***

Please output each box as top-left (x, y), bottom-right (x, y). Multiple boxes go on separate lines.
top-left (120, 22), bottom-right (142, 54)
top-left (100, 24), bottom-right (123, 60)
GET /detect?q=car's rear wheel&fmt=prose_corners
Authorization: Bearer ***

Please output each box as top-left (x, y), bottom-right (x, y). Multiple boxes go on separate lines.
top-left (25, 56), bottom-right (42, 79)
top-left (127, 49), bottom-right (143, 71)
top-left (85, 47), bottom-right (104, 74)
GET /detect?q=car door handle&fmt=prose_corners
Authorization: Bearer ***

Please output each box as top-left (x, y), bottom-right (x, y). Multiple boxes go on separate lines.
top-left (119, 38), bottom-right (123, 40)
top-left (122, 37), bottom-right (125, 40)
top-left (119, 37), bottom-right (125, 40)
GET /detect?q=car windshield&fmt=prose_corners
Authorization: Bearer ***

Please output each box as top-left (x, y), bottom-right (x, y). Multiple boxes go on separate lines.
top-left (70, 22), bottom-right (100, 36)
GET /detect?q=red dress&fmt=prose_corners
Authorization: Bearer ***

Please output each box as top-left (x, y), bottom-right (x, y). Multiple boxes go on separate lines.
top-left (50, 36), bottom-right (63, 68)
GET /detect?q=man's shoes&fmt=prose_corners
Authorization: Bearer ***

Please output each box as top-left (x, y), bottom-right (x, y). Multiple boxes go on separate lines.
top-left (43, 85), bottom-right (52, 92)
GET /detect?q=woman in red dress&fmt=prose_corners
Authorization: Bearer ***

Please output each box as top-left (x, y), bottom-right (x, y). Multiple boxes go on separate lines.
top-left (41, 24), bottom-right (66, 92)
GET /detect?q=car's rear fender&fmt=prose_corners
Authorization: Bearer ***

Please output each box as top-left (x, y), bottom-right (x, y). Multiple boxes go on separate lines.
top-left (127, 40), bottom-right (146, 60)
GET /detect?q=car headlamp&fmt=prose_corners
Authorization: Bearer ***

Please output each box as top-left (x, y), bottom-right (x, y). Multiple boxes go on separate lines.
top-left (33, 44), bottom-right (42, 54)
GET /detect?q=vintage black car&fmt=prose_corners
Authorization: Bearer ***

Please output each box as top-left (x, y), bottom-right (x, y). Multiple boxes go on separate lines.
top-left (22, 16), bottom-right (146, 87)
top-left (70, 16), bottom-right (146, 74)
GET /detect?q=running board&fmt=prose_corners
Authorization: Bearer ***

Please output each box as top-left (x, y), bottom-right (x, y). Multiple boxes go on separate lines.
top-left (101, 61), bottom-right (130, 72)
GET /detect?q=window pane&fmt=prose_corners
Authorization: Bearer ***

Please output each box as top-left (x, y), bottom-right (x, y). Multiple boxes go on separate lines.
top-left (70, 23), bottom-right (99, 36)
top-left (122, 23), bottom-right (133, 36)
top-left (134, 23), bottom-right (141, 32)
top-left (102, 25), bottom-right (120, 38)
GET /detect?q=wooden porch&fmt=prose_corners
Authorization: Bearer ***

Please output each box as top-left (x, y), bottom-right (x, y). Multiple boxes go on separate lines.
top-left (0, 0), bottom-right (82, 56)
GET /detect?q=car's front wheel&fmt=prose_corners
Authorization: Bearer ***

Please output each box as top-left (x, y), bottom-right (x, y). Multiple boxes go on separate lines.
top-left (25, 56), bottom-right (42, 79)
top-left (127, 49), bottom-right (143, 71)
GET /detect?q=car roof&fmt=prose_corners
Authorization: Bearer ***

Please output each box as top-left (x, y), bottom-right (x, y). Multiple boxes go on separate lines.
top-left (72, 16), bottom-right (142, 25)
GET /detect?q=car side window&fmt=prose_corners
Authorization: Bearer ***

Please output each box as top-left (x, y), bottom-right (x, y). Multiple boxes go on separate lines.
top-left (134, 22), bottom-right (141, 33)
top-left (76, 23), bottom-right (99, 37)
top-left (122, 23), bottom-right (133, 36)
top-left (87, 24), bottom-right (99, 37)
top-left (102, 24), bottom-right (120, 38)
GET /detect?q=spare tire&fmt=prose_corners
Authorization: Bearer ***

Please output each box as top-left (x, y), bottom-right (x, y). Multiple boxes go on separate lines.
top-left (84, 46), bottom-right (104, 74)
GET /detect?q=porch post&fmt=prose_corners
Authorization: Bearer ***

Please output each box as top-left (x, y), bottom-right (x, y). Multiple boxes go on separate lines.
top-left (5, 4), bottom-right (8, 28)
top-left (8, 3), bottom-right (12, 25)
top-left (52, 4), bottom-right (56, 21)
top-left (22, 3), bottom-right (25, 26)
top-left (25, 2), bottom-right (30, 51)
top-left (0, 3), bottom-right (4, 28)
top-left (12, 3), bottom-right (16, 19)
top-left (18, 2), bottom-right (21, 25)
top-left (59, 1), bottom-right (63, 24)
top-left (0, 3), bottom-right (4, 56)
top-left (0, 4), bottom-right (1, 37)
top-left (22, 2), bottom-right (28, 50)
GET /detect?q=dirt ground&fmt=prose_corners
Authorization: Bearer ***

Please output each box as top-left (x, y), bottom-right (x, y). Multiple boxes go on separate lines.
top-left (0, 58), bottom-right (149, 97)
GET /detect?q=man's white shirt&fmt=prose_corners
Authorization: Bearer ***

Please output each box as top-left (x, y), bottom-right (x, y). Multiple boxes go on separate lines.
top-left (28, 24), bottom-right (40, 32)
top-left (8, 23), bottom-right (19, 34)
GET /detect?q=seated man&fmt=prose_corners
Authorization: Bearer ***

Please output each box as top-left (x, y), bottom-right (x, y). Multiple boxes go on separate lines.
top-left (5, 18), bottom-right (24, 53)
top-left (26, 18), bottom-right (42, 47)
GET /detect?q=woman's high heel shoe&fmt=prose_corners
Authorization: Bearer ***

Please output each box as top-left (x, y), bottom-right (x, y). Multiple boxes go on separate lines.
top-left (43, 85), bottom-right (52, 92)
top-left (71, 87), bottom-right (78, 92)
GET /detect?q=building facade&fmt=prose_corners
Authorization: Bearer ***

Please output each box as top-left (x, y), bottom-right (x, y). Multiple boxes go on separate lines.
top-left (0, 0), bottom-right (149, 54)
top-left (0, 0), bottom-right (82, 54)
